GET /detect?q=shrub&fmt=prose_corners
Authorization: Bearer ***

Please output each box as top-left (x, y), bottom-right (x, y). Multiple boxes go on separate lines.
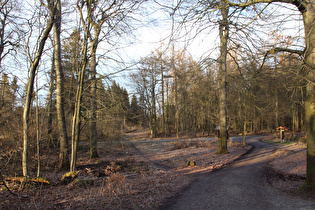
top-left (101, 173), bottom-right (130, 196)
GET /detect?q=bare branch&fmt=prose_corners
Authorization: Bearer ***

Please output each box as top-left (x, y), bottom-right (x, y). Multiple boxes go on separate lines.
top-left (257, 47), bottom-right (305, 76)
top-left (227, 0), bottom-right (307, 13)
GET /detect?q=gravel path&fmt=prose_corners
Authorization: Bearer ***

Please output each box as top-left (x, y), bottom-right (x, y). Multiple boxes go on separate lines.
top-left (162, 136), bottom-right (315, 210)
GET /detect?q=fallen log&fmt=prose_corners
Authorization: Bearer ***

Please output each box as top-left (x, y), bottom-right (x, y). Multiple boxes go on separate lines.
top-left (3, 176), bottom-right (50, 185)
top-left (0, 174), bottom-right (19, 196)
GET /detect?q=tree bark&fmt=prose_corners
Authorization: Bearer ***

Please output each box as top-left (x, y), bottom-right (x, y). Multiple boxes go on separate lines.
top-left (89, 39), bottom-right (99, 159)
top-left (47, 52), bottom-right (55, 141)
top-left (217, 1), bottom-right (229, 154)
top-left (53, 0), bottom-right (69, 170)
top-left (303, 0), bottom-right (315, 188)
top-left (243, 121), bottom-right (247, 146)
top-left (292, 104), bottom-right (299, 132)
top-left (36, 77), bottom-right (40, 177)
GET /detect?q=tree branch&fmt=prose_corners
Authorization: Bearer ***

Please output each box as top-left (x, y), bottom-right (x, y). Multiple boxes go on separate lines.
top-left (227, 0), bottom-right (307, 13)
top-left (256, 47), bottom-right (305, 76)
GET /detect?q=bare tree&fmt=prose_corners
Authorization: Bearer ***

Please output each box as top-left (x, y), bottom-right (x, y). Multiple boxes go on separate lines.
top-left (131, 53), bottom-right (160, 138)
top-left (77, 0), bottom-right (142, 159)
top-left (0, 0), bottom-right (22, 72)
top-left (217, 1), bottom-right (229, 154)
top-left (70, 28), bottom-right (89, 171)
top-left (22, 2), bottom-right (54, 177)
top-left (224, 0), bottom-right (315, 189)
top-left (50, 0), bottom-right (70, 170)
top-left (176, 0), bottom-right (314, 187)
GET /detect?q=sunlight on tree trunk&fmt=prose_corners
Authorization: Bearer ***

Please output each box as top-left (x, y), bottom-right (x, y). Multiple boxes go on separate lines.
top-left (22, 15), bottom-right (54, 177)
top-left (70, 29), bottom-right (88, 172)
top-left (217, 1), bottom-right (229, 154)
top-left (52, 0), bottom-right (69, 170)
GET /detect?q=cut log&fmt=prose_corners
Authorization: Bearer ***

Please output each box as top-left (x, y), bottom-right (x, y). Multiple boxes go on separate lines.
top-left (187, 161), bottom-right (196, 166)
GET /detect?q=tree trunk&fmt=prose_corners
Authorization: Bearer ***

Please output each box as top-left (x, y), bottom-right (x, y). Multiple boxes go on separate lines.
top-left (47, 53), bottom-right (55, 143)
top-left (89, 40), bottom-right (99, 159)
top-left (36, 77), bottom-right (40, 177)
top-left (53, 0), bottom-right (69, 170)
top-left (303, 0), bottom-right (315, 188)
top-left (275, 88), bottom-right (279, 128)
top-left (70, 46), bottom-right (88, 171)
top-left (173, 48), bottom-right (179, 139)
top-left (161, 59), bottom-right (165, 137)
top-left (293, 104), bottom-right (299, 132)
top-left (150, 79), bottom-right (157, 138)
top-left (217, 2), bottom-right (229, 154)
top-left (70, 88), bottom-right (82, 171)
top-left (243, 121), bottom-right (246, 146)
top-left (166, 79), bottom-right (170, 136)
top-left (70, 6), bottom-right (89, 172)
top-left (22, 84), bottom-right (31, 177)
top-left (22, 17), bottom-right (54, 177)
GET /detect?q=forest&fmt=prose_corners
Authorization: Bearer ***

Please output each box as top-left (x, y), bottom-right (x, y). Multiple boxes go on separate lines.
top-left (0, 0), bottom-right (314, 202)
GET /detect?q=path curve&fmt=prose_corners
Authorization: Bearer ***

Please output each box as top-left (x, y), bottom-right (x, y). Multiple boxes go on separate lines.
top-left (162, 136), bottom-right (315, 210)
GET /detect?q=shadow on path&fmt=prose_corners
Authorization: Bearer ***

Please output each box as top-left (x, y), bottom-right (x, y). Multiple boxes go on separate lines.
top-left (161, 136), bottom-right (315, 210)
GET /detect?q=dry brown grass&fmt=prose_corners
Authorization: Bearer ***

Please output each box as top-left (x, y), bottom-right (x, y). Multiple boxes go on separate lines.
top-left (101, 173), bottom-right (130, 197)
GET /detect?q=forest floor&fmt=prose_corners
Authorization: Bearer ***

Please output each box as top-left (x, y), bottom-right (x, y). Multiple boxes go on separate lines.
top-left (0, 132), bottom-right (309, 209)
top-left (263, 136), bottom-right (309, 194)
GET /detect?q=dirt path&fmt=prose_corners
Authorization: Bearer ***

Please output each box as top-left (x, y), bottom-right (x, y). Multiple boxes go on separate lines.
top-left (162, 136), bottom-right (315, 210)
